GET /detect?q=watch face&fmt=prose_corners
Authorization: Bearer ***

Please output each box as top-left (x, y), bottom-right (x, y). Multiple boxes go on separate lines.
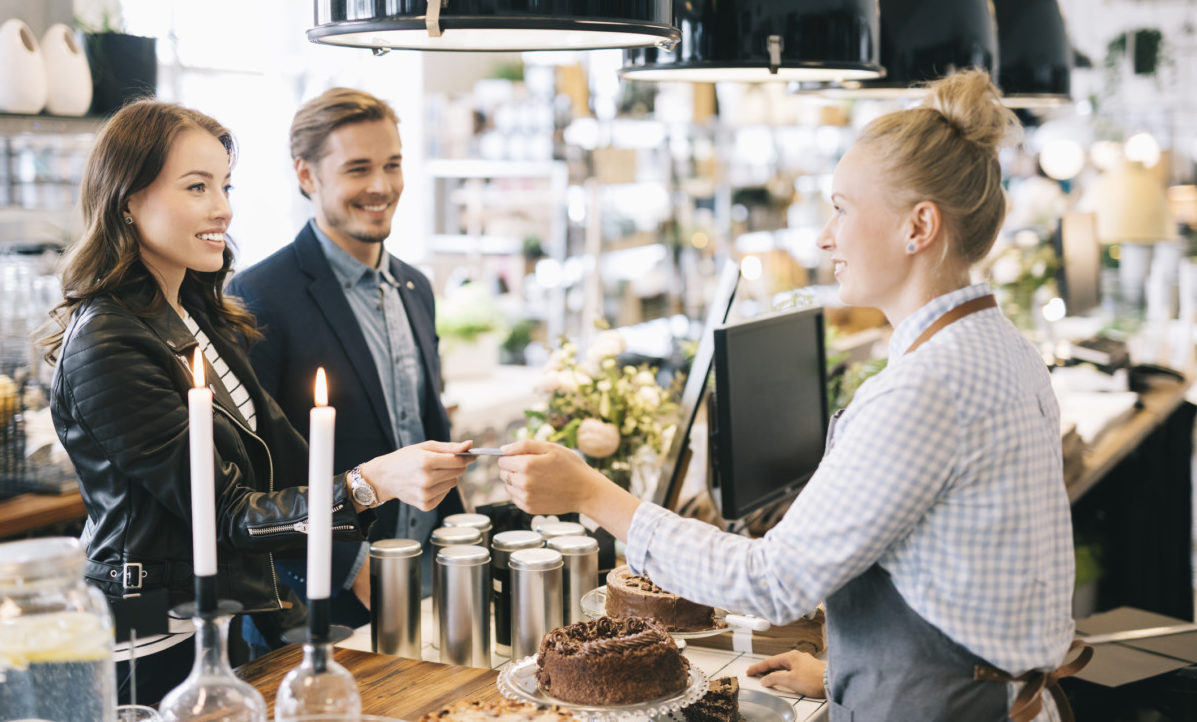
top-left (353, 485), bottom-right (375, 506)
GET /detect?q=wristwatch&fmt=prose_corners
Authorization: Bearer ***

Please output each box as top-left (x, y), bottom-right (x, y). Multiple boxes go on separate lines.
top-left (348, 465), bottom-right (379, 508)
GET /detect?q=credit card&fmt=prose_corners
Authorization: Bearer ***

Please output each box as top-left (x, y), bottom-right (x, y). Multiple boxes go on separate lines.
top-left (455, 448), bottom-right (505, 457)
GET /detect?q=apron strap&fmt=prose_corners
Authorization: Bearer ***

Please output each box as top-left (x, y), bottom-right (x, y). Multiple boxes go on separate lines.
top-left (906, 294), bottom-right (997, 354)
top-left (974, 638), bottom-right (1094, 722)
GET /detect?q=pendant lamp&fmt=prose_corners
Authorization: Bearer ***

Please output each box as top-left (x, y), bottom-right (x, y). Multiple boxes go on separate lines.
top-left (828, 0), bottom-right (997, 98)
top-left (994, 0), bottom-right (1072, 107)
top-left (620, 0), bottom-right (882, 83)
top-left (308, 0), bottom-right (680, 52)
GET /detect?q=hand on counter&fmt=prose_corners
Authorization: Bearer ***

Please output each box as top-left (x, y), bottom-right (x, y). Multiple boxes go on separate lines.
top-left (359, 440), bottom-right (473, 511)
top-left (746, 650), bottom-right (827, 699)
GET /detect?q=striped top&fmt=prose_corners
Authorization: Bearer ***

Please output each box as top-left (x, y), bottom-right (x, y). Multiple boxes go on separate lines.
top-left (180, 310), bottom-right (257, 432)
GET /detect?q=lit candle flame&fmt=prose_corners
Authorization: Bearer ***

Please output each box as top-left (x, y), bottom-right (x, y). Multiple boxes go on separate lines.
top-left (192, 347), bottom-right (205, 388)
top-left (315, 367), bottom-right (328, 407)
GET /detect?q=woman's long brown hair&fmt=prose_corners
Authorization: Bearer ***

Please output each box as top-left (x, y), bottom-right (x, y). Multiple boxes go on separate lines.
top-left (39, 99), bottom-right (261, 363)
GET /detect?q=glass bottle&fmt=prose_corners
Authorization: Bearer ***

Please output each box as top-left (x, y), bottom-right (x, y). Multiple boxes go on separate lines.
top-left (159, 612), bottom-right (266, 722)
top-left (0, 537), bottom-right (116, 722)
top-left (274, 639), bottom-right (361, 720)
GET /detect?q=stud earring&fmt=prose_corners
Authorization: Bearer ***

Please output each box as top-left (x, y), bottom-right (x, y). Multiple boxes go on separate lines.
top-left (906, 243), bottom-right (916, 253)
top-left (123, 216), bottom-right (134, 225)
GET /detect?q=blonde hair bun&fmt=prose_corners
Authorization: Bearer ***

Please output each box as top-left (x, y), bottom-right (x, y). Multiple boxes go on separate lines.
top-left (922, 69), bottom-right (1022, 152)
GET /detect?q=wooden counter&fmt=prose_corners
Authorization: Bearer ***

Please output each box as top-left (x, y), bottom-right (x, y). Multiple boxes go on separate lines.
top-left (0, 488), bottom-right (85, 539)
top-left (1066, 380), bottom-right (1190, 504)
top-left (236, 646), bottom-right (503, 719)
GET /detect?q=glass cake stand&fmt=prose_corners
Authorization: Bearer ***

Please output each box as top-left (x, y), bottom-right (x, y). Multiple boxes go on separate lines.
top-left (580, 587), bottom-right (742, 640)
top-left (497, 655), bottom-right (709, 722)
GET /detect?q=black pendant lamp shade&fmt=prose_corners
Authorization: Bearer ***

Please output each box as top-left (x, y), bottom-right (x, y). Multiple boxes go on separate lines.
top-left (621, 0), bottom-right (883, 83)
top-left (994, 0), bottom-right (1072, 106)
top-left (308, 0), bottom-right (681, 52)
top-left (834, 0), bottom-right (996, 97)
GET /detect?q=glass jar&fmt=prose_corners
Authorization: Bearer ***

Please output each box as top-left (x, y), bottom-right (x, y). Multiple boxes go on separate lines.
top-left (0, 536), bottom-right (117, 722)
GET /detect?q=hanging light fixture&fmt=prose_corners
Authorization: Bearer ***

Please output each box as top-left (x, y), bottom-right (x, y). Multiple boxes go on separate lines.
top-left (620, 0), bottom-right (882, 83)
top-left (993, 0), bottom-right (1072, 107)
top-left (307, 0), bottom-right (680, 52)
top-left (825, 0), bottom-right (997, 98)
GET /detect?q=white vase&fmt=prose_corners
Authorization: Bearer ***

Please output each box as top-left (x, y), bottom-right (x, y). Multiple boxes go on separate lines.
top-left (0, 19), bottom-right (48, 114)
top-left (42, 24), bottom-right (92, 116)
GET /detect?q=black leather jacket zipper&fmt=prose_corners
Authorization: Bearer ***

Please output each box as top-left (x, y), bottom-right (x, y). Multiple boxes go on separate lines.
top-left (213, 403), bottom-right (283, 610)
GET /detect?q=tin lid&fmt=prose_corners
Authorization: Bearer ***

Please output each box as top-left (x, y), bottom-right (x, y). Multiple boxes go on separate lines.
top-left (436, 544), bottom-right (491, 566)
top-left (431, 526), bottom-right (484, 546)
top-left (546, 534), bottom-right (598, 555)
top-left (369, 538), bottom-right (422, 559)
top-left (491, 530), bottom-right (544, 552)
top-left (509, 547), bottom-right (563, 571)
top-left (0, 537), bottom-right (84, 581)
top-left (538, 521), bottom-right (586, 539)
top-left (443, 513), bottom-right (493, 532)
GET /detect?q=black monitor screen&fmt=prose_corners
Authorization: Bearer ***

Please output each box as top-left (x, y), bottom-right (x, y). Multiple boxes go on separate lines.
top-left (712, 306), bottom-right (828, 520)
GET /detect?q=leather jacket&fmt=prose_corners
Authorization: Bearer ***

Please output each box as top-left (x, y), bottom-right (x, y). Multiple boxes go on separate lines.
top-left (51, 292), bottom-right (368, 612)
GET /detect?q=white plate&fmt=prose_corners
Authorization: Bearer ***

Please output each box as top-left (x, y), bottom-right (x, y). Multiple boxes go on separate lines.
top-left (737, 689), bottom-right (796, 722)
top-left (581, 586), bottom-right (737, 640)
top-left (497, 655), bottom-right (709, 722)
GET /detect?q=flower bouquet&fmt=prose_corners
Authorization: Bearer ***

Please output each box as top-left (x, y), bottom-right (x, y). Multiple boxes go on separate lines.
top-left (521, 329), bottom-right (679, 491)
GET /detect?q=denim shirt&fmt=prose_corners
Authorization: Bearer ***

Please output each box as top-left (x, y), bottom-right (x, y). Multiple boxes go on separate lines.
top-left (312, 221), bottom-right (436, 544)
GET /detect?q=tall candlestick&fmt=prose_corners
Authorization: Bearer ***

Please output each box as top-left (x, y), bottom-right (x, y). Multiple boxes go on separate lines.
top-left (188, 347), bottom-right (217, 578)
top-left (308, 368), bottom-right (335, 600)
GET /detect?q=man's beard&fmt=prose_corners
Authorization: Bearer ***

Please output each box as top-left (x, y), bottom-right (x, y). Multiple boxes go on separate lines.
top-left (349, 229), bottom-right (388, 244)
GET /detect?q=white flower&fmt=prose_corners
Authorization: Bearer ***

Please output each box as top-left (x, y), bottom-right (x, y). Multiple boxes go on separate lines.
top-left (556, 369), bottom-right (592, 393)
top-left (534, 423), bottom-right (555, 441)
top-left (586, 330), bottom-right (627, 364)
top-left (634, 370), bottom-right (656, 387)
top-left (991, 254), bottom-right (1023, 286)
top-left (596, 380), bottom-right (612, 392)
top-left (538, 371), bottom-right (562, 393)
top-left (1030, 260), bottom-right (1047, 278)
top-left (637, 385), bottom-right (661, 409)
top-left (577, 419), bottom-right (621, 458)
top-left (1014, 229), bottom-right (1041, 249)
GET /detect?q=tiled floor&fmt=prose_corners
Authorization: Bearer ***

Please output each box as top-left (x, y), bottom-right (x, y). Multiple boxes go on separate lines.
top-left (338, 603), bottom-right (828, 721)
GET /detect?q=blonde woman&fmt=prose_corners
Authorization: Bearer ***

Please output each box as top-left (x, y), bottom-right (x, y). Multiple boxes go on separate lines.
top-left (498, 70), bottom-right (1083, 721)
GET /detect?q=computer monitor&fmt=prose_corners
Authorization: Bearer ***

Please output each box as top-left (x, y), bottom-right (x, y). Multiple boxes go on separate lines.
top-left (650, 260), bottom-right (740, 510)
top-left (1051, 211), bottom-right (1102, 316)
top-left (710, 306), bottom-right (828, 521)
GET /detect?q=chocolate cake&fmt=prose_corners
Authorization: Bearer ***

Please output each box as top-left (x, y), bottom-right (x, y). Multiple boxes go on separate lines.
top-left (419, 699), bottom-right (575, 722)
top-left (682, 676), bottom-right (742, 722)
top-left (536, 616), bottom-right (690, 706)
top-left (604, 565), bottom-right (721, 632)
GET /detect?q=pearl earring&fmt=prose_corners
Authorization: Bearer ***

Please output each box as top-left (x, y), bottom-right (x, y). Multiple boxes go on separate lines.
top-left (124, 216), bottom-right (134, 225)
top-left (906, 243), bottom-right (915, 253)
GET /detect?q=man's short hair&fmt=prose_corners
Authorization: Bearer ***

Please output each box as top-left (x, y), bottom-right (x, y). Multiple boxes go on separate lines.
top-left (290, 87), bottom-right (400, 167)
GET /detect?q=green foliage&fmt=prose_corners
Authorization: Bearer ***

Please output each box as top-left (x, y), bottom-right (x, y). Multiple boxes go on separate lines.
top-left (435, 282), bottom-right (505, 345)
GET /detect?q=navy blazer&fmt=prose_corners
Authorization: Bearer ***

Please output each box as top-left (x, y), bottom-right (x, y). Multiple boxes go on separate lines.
top-left (227, 223), bottom-right (464, 539)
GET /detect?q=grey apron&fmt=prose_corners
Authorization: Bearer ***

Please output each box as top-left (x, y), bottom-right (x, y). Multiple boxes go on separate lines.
top-left (824, 563), bottom-right (1010, 721)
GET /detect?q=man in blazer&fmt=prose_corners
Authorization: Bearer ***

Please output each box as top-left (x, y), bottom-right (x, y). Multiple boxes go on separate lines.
top-left (228, 88), bottom-right (468, 627)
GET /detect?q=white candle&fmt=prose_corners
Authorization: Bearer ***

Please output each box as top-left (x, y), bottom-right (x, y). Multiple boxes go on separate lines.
top-left (188, 347), bottom-right (217, 577)
top-left (307, 367), bottom-right (335, 600)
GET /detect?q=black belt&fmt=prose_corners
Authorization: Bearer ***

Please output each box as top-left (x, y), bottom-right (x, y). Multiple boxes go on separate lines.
top-left (85, 558), bottom-right (195, 593)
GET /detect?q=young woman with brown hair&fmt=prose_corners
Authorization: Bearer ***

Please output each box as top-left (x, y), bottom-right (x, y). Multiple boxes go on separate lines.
top-left (41, 99), bottom-right (470, 703)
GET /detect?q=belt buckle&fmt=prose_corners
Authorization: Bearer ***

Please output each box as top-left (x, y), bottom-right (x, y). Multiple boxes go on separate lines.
top-left (123, 562), bottom-right (146, 590)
